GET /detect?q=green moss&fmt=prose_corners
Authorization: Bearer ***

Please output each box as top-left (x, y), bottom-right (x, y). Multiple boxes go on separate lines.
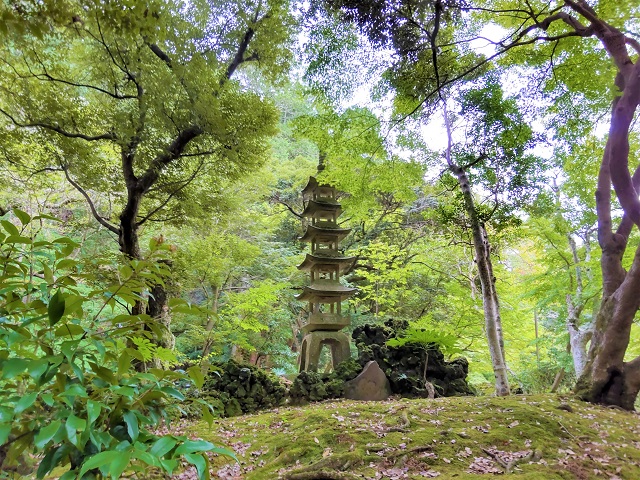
top-left (189, 394), bottom-right (640, 479)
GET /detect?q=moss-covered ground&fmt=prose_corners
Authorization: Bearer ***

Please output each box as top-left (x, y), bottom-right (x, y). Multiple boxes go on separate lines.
top-left (177, 394), bottom-right (640, 479)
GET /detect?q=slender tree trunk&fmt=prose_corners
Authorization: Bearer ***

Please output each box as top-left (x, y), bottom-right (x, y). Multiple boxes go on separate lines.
top-left (566, 294), bottom-right (591, 377)
top-left (534, 310), bottom-right (540, 368)
top-left (452, 165), bottom-right (510, 396)
top-left (202, 285), bottom-right (220, 357)
top-left (443, 104), bottom-right (509, 396)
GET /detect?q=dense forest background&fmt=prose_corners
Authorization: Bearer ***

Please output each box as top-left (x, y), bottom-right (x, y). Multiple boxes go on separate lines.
top-left (1, 1), bottom-right (640, 477)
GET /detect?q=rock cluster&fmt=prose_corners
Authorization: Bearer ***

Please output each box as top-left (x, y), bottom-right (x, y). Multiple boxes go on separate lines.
top-left (203, 359), bottom-right (287, 416)
top-left (352, 319), bottom-right (475, 397)
top-left (288, 358), bottom-right (361, 404)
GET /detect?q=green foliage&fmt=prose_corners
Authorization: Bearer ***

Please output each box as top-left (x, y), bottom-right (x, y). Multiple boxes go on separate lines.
top-left (0, 211), bottom-right (232, 479)
top-left (0, 0), bottom-right (295, 233)
top-left (387, 327), bottom-right (463, 358)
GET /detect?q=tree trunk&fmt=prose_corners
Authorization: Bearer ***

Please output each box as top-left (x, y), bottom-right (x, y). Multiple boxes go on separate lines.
top-left (574, 56), bottom-right (640, 409)
top-left (202, 285), bottom-right (220, 357)
top-left (452, 164), bottom-right (510, 396)
top-left (566, 294), bottom-right (591, 378)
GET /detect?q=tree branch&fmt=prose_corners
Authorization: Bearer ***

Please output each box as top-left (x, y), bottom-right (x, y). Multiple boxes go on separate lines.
top-left (223, 27), bottom-right (256, 84)
top-left (0, 108), bottom-right (116, 141)
top-left (136, 159), bottom-right (206, 227)
top-left (61, 165), bottom-right (119, 234)
top-left (137, 125), bottom-right (204, 193)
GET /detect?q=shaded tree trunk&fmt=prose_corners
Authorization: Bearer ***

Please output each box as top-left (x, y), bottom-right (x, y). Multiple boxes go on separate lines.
top-left (202, 285), bottom-right (221, 357)
top-left (452, 164), bottom-right (510, 396)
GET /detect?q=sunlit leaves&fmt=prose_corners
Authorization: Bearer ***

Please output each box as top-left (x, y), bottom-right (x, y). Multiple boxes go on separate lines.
top-left (0, 211), bottom-right (229, 478)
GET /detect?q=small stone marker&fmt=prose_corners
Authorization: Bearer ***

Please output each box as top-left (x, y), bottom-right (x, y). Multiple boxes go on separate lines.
top-left (344, 361), bottom-right (391, 401)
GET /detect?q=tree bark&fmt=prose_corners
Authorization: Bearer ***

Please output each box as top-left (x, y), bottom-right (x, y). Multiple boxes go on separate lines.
top-left (452, 164), bottom-right (510, 396)
top-left (443, 104), bottom-right (509, 396)
top-left (575, 53), bottom-right (640, 409)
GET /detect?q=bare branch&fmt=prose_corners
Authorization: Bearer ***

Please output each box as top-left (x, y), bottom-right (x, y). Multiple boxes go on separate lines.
top-left (61, 165), bottom-right (119, 234)
top-left (0, 108), bottom-right (116, 141)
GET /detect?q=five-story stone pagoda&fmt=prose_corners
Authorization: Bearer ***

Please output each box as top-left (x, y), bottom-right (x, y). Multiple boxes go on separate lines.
top-left (297, 176), bottom-right (356, 372)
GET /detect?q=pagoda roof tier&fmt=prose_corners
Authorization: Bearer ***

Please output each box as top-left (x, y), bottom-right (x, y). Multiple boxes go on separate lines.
top-left (301, 177), bottom-right (336, 201)
top-left (296, 283), bottom-right (357, 303)
top-left (297, 253), bottom-right (356, 273)
top-left (301, 199), bottom-right (343, 219)
top-left (299, 224), bottom-right (351, 243)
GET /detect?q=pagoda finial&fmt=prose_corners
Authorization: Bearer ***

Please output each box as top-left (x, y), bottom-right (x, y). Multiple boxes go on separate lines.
top-left (317, 151), bottom-right (326, 173)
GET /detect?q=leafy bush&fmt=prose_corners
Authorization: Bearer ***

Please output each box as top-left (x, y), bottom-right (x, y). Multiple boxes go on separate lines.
top-left (0, 210), bottom-right (231, 479)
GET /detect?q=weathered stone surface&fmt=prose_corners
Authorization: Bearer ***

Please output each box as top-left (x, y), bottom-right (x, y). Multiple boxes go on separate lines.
top-left (352, 319), bottom-right (475, 397)
top-left (344, 361), bottom-right (392, 401)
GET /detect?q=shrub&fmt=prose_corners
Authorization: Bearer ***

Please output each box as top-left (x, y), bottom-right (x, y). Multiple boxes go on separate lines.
top-left (0, 210), bottom-right (231, 479)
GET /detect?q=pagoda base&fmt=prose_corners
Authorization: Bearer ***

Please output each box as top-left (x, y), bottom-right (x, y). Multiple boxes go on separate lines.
top-left (302, 313), bottom-right (350, 334)
top-left (299, 331), bottom-right (350, 373)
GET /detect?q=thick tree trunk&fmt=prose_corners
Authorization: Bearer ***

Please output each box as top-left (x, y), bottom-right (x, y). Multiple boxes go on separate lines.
top-left (452, 165), bottom-right (510, 396)
top-left (574, 48), bottom-right (640, 409)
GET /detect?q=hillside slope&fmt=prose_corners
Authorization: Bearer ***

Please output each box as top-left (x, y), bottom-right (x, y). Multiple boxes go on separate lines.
top-left (174, 394), bottom-right (640, 479)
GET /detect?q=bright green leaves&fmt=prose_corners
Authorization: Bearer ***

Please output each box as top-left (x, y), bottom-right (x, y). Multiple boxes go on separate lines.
top-left (0, 213), bottom-right (231, 478)
top-left (187, 365), bottom-right (205, 389)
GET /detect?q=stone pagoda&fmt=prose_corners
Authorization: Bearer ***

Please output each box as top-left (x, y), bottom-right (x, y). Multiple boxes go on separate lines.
top-left (297, 176), bottom-right (356, 372)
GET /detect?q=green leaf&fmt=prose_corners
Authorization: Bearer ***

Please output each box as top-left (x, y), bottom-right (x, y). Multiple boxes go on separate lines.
top-left (123, 411), bottom-right (139, 442)
top-left (89, 361), bottom-right (117, 384)
top-left (175, 439), bottom-right (215, 455)
top-left (1, 220), bottom-right (19, 236)
top-left (201, 403), bottom-right (214, 428)
top-left (79, 450), bottom-right (121, 477)
top-left (37, 445), bottom-right (61, 478)
top-left (187, 365), bottom-right (205, 389)
top-left (13, 208), bottom-right (31, 225)
top-left (160, 386), bottom-right (184, 401)
top-left (67, 414), bottom-right (86, 431)
top-left (0, 423), bottom-right (11, 445)
top-left (184, 453), bottom-right (209, 480)
top-left (109, 450), bottom-right (131, 479)
top-left (41, 393), bottom-right (54, 406)
top-left (48, 290), bottom-right (66, 326)
top-left (4, 235), bottom-right (32, 244)
top-left (56, 259), bottom-right (78, 270)
top-left (87, 400), bottom-right (102, 425)
top-left (149, 436), bottom-right (178, 457)
top-left (35, 421), bottom-right (61, 449)
top-left (54, 323), bottom-right (85, 337)
top-left (1, 358), bottom-right (28, 379)
top-left (28, 358), bottom-right (49, 380)
top-left (113, 385), bottom-right (135, 397)
top-left (131, 449), bottom-right (161, 467)
top-left (118, 351), bottom-right (131, 377)
top-left (160, 458), bottom-right (178, 475)
top-left (14, 392), bottom-right (37, 413)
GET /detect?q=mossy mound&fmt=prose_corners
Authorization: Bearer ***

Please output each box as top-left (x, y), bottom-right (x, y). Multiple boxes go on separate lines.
top-left (353, 319), bottom-right (475, 397)
top-left (188, 394), bottom-right (640, 479)
top-left (203, 359), bottom-right (287, 416)
top-left (289, 358), bottom-right (362, 404)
